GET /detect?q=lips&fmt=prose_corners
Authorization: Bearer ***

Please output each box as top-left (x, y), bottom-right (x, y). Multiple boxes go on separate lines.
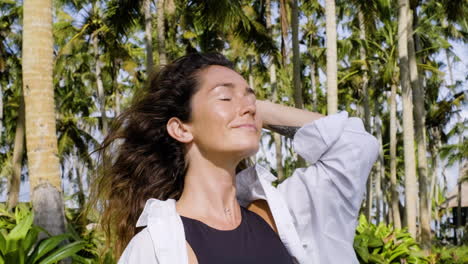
top-left (233, 124), bottom-right (257, 131)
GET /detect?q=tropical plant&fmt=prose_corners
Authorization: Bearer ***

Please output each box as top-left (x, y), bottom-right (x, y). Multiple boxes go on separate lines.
top-left (65, 207), bottom-right (116, 264)
top-left (0, 204), bottom-right (86, 264)
top-left (430, 245), bottom-right (468, 264)
top-left (353, 214), bottom-right (429, 263)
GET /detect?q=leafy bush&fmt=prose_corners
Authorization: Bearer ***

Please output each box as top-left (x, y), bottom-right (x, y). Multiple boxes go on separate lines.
top-left (0, 203), bottom-right (86, 264)
top-left (430, 245), bottom-right (468, 264)
top-left (354, 214), bottom-right (429, 263)
top-left (65, 208), bottom-right (116, 264)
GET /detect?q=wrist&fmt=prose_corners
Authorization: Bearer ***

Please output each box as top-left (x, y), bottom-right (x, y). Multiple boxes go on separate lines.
top-left (255, 100), bottom-right (270, 128)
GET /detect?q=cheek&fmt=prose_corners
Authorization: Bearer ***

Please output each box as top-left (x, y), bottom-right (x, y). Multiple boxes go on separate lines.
top-left (203, 104), bottom-right (233, 126)
top-left (192, 103), bottom-right (233, 136)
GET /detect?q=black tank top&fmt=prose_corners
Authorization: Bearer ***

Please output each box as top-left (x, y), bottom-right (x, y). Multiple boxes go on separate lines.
top-left (180, 206), bottom-right (295, 264)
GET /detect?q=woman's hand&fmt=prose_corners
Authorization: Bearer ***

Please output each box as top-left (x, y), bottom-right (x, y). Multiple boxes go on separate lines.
top-left (256, 100), bottom-right (324, 138)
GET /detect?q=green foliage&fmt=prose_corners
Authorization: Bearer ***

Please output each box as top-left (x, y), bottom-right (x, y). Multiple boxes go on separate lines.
top-left (430, 245), bottom-right (468, 264)
top-left (65, 208), bottom-right (116, 264)
top-left (0, 204), bottom-right (86, 264)
top-left (354, 214), bottom-right (430, 263)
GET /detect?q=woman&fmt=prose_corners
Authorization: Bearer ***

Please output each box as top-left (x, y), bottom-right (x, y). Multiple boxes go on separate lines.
top-left (91, 53), bottom-right (378, 264)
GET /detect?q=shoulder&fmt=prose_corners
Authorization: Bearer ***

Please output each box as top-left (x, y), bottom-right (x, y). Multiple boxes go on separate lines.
top-left (118, 228), bottom-right (158, 264)
top-left (246, 199), bottom-right (278, 233)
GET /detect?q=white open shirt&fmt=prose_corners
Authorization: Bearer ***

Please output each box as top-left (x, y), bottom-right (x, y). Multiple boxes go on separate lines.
top-left (118, 111), bottom-right (379, 264)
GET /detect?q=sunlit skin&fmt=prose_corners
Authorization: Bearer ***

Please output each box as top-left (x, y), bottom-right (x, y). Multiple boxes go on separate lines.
top-left (187, 65), bottom-right (262, 167)
top-left (167, 66), bottom-right (261, 229)
top-left (166, 65), bottom-right (324, 264)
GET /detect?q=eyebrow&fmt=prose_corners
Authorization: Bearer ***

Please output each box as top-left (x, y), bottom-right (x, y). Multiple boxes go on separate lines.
top-left (210, 82), bottom-right (256, 95)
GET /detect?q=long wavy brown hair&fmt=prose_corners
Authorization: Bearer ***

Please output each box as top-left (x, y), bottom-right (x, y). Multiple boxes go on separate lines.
top-left (88, 53), bottom-right (251, 258)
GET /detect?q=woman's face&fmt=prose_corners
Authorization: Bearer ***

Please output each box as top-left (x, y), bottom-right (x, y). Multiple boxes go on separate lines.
top-left (187, 65), bottom-right (262, 161)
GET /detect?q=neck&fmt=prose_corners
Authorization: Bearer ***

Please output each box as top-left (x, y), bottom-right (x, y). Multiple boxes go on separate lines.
top-left (176, 153), bottom-right (241, 224)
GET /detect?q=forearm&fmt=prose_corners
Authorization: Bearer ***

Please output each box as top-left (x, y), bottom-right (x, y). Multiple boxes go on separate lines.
top-left (256, 100), bottom-right (325, 138)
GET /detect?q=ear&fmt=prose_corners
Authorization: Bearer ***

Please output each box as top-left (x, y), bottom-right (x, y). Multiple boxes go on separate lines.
top-left (166, 117), bottom-right (193, 143)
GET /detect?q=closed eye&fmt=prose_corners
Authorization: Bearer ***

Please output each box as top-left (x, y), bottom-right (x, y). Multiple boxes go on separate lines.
top-left (220, 98), bottom-right (231, 101)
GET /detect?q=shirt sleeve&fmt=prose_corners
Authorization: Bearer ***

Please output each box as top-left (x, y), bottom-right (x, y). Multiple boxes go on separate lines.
top-left (277, 111), bottom-right (379, 263)
top-left (290, 111), bottom-right (378, 210)
top-left (118, 228), bottom-right (159, 264)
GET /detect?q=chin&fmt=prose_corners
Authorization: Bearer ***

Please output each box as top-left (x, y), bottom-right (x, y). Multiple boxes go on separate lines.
top-left (234, 142), bottom-right (260, 159)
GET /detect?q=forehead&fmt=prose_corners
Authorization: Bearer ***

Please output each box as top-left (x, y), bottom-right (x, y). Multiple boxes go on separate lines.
top-left (197, 65), bottom-right (248, 91)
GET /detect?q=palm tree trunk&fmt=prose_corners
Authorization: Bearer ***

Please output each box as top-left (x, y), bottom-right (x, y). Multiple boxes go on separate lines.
top-left (289, 1), bottom-right (306, 167)
top-left (375, 113), bottom-right (384, 223)
top-left (266, 0), bottom-right (272, 30)
top-left (115, 89), bottom-right (121, 116)
top-left (279, 0), bottom-right (289, 64)
top-left (7, 93), bottom-right (25, 210)
top-left (269, 61), bottom-right (285, 180)
top-left (398, 0), bottom-right (418, 238)
top-left (22, 0), bottom-right (66, 236)
top-left (268, 64), bottom-right (287, 177)
top-left (157, 0), bottom-right (167, 65)
top-left (456, 179), bottom-right (462, 244)
top-left (310, 57), bottom-right (318, 111)
top-left (456, 114), bottom-right (466, 245)
top-left (143, 0), bottom-right (154, 74)
top-left (434, 183), bottom-right (440, 237)
top-left (112, 59), bottom-right (120, 117)
top-left (248, 58), bottom-right (259, 163)
top-left (92, 33), bottom-right (108, 133)
top-left (0, 84), bottom-right (3, 145)
top-left (407, 8), bottom-right (431, 247)
top-left (358, 10), bottom-right (370, 131)
top-left (390, 82), bottom-right (402, 229)
top-left (386, 192), bottom-right (390, 224)
top-left (428, 132), bottom-right (439, 230)
top-left (291, 0), bottom-right (303, 109)
top-left (266, 0), bottom-right (285, 181)
top-left (359, 9), bottom-right (373, 220)
top-left (71, 148), bottom-right (85, 210)
top-left (365, 172), bottom-right (374, 220)
top-left (325, 0), bottom-right (338, 114)
top-left (388, 197), bottom-right (393, 224)
top-left (314, 64), bottom-right (320, 111)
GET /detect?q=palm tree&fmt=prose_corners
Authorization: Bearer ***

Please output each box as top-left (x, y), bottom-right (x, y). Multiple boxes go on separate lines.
top-left (279, 0), bottom-right (289, 64)
top-left (325, 0), bottom-right (338, 114)
top-left (1, 0), bottom-right (23, 210)
top-left (365, 0), bottom-right (401, 228)
top-left (22, 0), bottom-right (66, 235)
top-left (60, 0), bottom-right (137, 135)
top-left (406, 5), bottom-right (431, 248)
top-left (290, 0), bottom-right (303, 110)
top-left (397, 0), bottom-right (417, 237)
top-left (265, 0), bottom-right (284, 181)
top-left (7, 92), bottom-right (24, 210)
top-left (157, 0), bottom-right (167, 65)
top-left (358, 9), bottom-right (370, 130)
top-left (350, 1), bottom-right (376, 220)
top-left (143, 0), bottom-right (154, 72)
top-left (373, 102), bottom-right (385, 223)
top-left (389, 82), bottom-right (402, 228)
top-left (303, 0), bottom-right (325, 113)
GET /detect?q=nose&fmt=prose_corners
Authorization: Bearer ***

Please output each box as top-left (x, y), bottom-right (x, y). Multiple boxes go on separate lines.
top-left (240, 96), bottom-right (256, 116)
